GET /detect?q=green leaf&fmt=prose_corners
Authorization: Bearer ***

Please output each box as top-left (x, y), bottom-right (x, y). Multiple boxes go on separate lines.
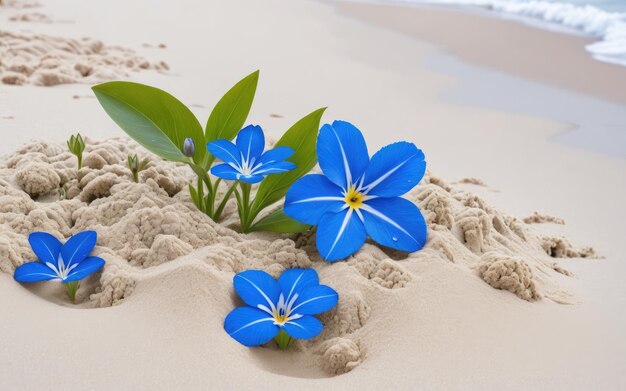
top-left (250, 107), bottom-right (326, 220)
top-left (250, 209), bottom-right (310, 233)
top-left (205, 70), bottom-right (259, 142)
top-left (92, 81), bottom-right (205, 163)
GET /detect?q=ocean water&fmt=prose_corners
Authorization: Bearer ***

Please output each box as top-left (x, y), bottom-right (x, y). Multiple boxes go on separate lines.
top-left (385, 0), bottom-right (626, 66)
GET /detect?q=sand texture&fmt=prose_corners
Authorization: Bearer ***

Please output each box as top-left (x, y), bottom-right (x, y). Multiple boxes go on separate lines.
top-left (0, 30), bottom-right (168, 86)
top-left (0, 138), bottom-right (596, 376)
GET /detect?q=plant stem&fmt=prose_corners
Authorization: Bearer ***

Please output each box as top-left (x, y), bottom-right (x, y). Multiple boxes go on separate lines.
top-left (77, 155), bottom-right (82, 170)
top-left (64, 281), bottom-right (79, 303)
top-left (132, 170), bottom-right (139, 183)
top-left (213, 182), bottom-right (239, 222)
top-left (275, 329), bottom-right (292, 350)
top-left (239, 182), bottom-right (252, 232)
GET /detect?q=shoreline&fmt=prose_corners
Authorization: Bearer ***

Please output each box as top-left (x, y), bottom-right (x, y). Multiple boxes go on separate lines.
top-left (335, 1), bottom-right (626, 104)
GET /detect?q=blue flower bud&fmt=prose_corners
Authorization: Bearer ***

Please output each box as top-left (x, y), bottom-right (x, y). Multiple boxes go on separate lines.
top-left (183, 137), bottom-right (195, 157)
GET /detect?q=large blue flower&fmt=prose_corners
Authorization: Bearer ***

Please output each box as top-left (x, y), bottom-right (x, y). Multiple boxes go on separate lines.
top-left (284, 120), bottom-right (427, 262)
top-left (14, 231), bottom-right (105, 283)
top-left (224, 269), bottom-right (338, 347)
top-left (207, 125), bottom-right (296, 184)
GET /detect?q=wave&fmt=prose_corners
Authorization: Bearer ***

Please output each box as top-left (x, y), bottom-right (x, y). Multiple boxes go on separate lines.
top-left (391, 0), bottom-right (626, 66)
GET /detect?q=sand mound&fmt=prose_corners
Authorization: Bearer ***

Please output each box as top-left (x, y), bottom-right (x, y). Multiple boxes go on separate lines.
top-left (0, 138), bottom-right (597, 375)
top-left (0, 31), bottom-right (168, 86)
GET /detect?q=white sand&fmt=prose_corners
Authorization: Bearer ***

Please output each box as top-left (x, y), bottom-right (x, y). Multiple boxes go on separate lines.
top-left (0, 0), bottom-right (625, 389)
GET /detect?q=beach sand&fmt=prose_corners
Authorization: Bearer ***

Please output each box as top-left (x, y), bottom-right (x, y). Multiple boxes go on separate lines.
top-left (0, 0), bottom-right (625, 389)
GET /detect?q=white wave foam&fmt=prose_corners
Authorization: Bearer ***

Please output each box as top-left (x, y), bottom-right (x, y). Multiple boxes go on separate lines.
top-left (392, 0), bottom-right (626, 66)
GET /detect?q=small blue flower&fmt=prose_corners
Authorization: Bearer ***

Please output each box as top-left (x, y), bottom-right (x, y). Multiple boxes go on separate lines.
top-left (284, 120), bottom-right (427, 262)
top-left (224, 268), bottom-right (338, 348)
top-left (207, 125), bottom-right (296, 184)
top-left (14, 231), bottom-right (105, 301)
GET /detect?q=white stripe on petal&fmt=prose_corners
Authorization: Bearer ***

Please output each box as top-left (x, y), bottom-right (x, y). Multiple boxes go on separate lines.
top-left (214, 144), bottom-right (242, 170)
top-left (290, 196), bottom-right (345, 204)
top-left (361, 156), bottom-right (414, 195)
top-left (230, 317), bottom-right (275, 335)
top-left (360, 203), bottom-right (418, 244)
top-left (326, 209), bottom-right (353, 260)
top-left (332, 129), bottom-right (352, 189)
top-left (290, 294), bottom-right (337, 314)
top-left (236, 275), bottom-right (278, 314)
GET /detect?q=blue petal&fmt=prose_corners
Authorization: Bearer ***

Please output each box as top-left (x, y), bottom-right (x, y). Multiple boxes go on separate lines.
top-left (238, 174), bottom-right (265, 184)
top-left (207, 139), bottom-right (242, 167)
top-left (14, 262), bottom-right (58, 282)
top-left (64, 256), bottom-right (105, 283)
top-left (278, 269), bottom-right (319, 306)
top-left (224, 306), bottom-right (280, 347)
top-left (316, 208), bottom-right (366, 262)
top-left (283, 315), bottom-right (323, 340)
top-left (361, 197), bottom-right (427, 252)
top-left (211, 163), bottom-right (242, 181)
top-left (360, 142), bottom-right (426, 197)
top-left (28, 232), bottom-right (62, 266)
top-left (233, 270), bottom-right (281, 315)
top-left (317, 121), bottom-right (369, 190)
top-left (60, 230), bottom-right (97, 271)
top-left (290, 284), bottom-right (338, 315)
top-left (257, 146), bottom-right (294, 166)
top-left (284, 174), bottom-right (346, 225)
top-left (236, 125), bottom-right (265, 164)
top-left (251, 161), bottom-right (296, 176)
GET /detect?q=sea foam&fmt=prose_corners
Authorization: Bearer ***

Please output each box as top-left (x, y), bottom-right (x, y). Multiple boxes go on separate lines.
top-left (392, 0), bottom-right (626, 67)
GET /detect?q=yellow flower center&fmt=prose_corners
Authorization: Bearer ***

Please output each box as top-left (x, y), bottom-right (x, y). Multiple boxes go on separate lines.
top-left (345, 187), bottom-right (364, 209)
top-left (274, 314), bottom-right (288, 324)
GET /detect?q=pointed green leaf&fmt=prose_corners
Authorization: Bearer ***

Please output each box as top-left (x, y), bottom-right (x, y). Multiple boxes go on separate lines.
top-left (205, 70), bottom-right (259, 142)
top-left (250, 209), bottom-right (310, 233)
top-left (250, 107), bottom-right (326, 220)
top-left (92, 81), bottom-right (204, 163)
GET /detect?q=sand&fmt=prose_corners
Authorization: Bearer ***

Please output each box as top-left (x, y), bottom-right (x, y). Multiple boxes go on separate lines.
top-left (0, 30), bottom-right (168, 86)
top-left (0, 137), bottom-right (593, 371)
top-left (1, 0), bottom-right (625, 389)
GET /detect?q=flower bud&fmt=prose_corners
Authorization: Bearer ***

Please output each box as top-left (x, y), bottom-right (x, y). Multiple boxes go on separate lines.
top-left (183, 137), bottom-right (195, 158)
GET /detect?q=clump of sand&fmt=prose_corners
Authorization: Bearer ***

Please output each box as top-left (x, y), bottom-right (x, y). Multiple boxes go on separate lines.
top-left (0, 0), bottom-right (40, 9)
top-left (523, 211), bottom-right (565, 225)
top-left (0, 138), bottom-right (597, 375)
top-left (8, 12), bottom-right (52, 23)
top-left (0, 31), bottom-right (168, 86)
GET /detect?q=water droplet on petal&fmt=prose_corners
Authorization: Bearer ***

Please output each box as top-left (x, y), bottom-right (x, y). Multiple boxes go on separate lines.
top-left (392, 236), bottom-right (398, 241)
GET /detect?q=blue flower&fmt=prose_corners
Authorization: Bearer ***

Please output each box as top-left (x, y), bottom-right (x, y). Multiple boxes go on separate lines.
top-left (224, 268), bottom-right (338, 348)
top-left (207, 125), bottom-right (296, 184)
top-left (14, 231), bottom-right (105, 301)
top-left (284, 120), bottom-right (427, 262)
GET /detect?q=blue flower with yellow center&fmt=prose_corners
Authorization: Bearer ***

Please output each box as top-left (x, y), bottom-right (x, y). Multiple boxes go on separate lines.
top-left (224, 269), bottom-right (338, 348)
top-left (284, 120), bottom-right (427, 261)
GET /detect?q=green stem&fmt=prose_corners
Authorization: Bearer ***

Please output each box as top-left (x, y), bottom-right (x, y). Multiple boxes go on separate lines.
top-left (240, 182), bottom-right (252, 232)
top-left (77, 154), bottom-right (83, 170)
top-left (275, 329), bottom-right (292, 350)
top-left (64, 281), bottom-right (79, 303)
top-left (213, 182), bottom-right (239, 222)
top-left (132, 170), bottom-right (139, 183)
top-left (189, 163), bottom-right (215, 218)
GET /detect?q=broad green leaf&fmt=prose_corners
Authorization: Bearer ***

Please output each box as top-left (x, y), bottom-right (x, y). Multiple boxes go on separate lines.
top-left (250, 209), bottom-right (310, 233)
top-left (92, 81), bottom-right (205, 163)
top-left (250, 107), bottom-right (326, 219)
top-left (205, 70), bottom-right (259, 142)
